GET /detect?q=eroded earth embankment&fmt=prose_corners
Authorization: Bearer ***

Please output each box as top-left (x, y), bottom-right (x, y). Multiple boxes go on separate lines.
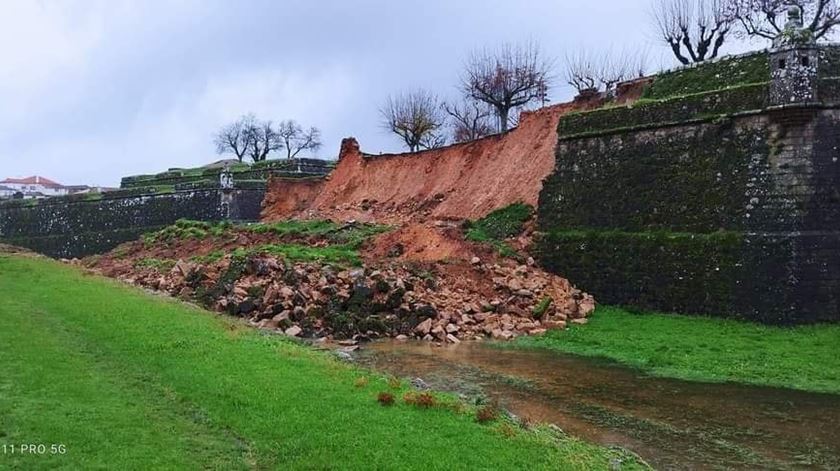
top-left (263, 103), bottom-right (591, 224)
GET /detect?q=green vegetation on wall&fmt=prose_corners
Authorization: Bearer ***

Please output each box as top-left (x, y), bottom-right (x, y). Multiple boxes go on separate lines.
top-left (536, 229), bottom-right (742, 316)
top-left (557, 84), bottom-right (768, 138)
top-left (554, 52), bottom-right (773, 139)
top-left (120, 158), bottom-right (334, 189)
top-left (541, 124), bottom-right (770, 233)
top-left (642, 52), bottom-right (770, 100)
top-left (540, 48), bottom-right (840, 324)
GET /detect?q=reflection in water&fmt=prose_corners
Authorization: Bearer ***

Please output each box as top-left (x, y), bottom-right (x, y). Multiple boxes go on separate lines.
top-left (355, 341), bottom-right (840, 470)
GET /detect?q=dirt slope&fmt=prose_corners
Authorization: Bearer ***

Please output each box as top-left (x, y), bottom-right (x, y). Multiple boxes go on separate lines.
top-left (263, 100), bottom-right (601, 224)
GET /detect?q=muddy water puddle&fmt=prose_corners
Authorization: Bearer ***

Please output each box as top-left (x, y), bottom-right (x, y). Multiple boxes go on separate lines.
top-left (354, 341), bottom-right (840, 470)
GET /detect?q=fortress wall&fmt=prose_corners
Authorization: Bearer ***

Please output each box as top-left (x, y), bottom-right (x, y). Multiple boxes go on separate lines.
top-left (536, 48), bottom-right (840, 324)
top-left (0, 188), bottom-right (265, 258)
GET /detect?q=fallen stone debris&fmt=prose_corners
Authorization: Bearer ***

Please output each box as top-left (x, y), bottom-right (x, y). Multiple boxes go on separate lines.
top-left (105, 255), bottom-right (593, 343)
top-left (86, 226), bottom-right (595, 344)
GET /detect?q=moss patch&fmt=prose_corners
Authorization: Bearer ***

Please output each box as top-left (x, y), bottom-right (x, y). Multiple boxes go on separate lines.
top-left (643, 53), bottom-right (769, 100)
top-left (465, 204), bottom-right (533, 258)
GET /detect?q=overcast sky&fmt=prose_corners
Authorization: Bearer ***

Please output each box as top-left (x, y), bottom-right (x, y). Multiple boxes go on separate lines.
top-left (0, 0), bottom-right (757, 186)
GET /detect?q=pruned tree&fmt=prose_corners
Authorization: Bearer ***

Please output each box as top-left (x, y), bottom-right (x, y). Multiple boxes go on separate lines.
top-left (565, 50), bottom-right (650, 95)
top-left (214, 116), bottom-right (250, 162)
top-left (565, 51), bottom-right (599, 94)
top-left (241, 114), bottom-right (281, 162)
top-left (730, 0), bottom-right (840, 41)
top-left (442, 100), bottom-right (496, 143)
top-left (652, 0), bottom-right (733, 65)
top-left (276, 120), bottom-right (322, 159)
top-left (461, 41), bottom-right (553, 132)
top-left (380, 90), bottom-right (447, 152)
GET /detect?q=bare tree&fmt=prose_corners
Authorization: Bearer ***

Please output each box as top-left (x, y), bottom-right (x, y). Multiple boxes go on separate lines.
top-left (565, 51), bottom-right (599, 94)
top-left (461, 41), bottom-right (553, 133)
top-left (442, 100), bottom-right (496, 143)
top-left (276, 120), bottom-right (322, 159)
top-left (214, 117), bottom-right (250, 162)
top-left (652, 0), bottom-right (733, 65)
top-left (241, 114), bottom-right (280, 162)
top-left (380, 90), bottom-right (447, 152)
top-left (565, 50), bottom-right (650, 95)
top-left (731, 0), bottom-right (840, 40)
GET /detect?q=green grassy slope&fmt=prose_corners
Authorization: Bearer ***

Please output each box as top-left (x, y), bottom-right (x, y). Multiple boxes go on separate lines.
top-left (0, 255), bottom-right (644, 470)
top-left (514, 306), bottom-right (840, 394)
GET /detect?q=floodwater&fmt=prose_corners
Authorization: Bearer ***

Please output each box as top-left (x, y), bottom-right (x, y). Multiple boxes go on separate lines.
top-left (354, 341), bottom-right (840, 470)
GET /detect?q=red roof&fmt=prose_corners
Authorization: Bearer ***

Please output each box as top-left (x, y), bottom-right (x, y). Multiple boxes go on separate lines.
top-left (0, 176), bottom-right (63, 188)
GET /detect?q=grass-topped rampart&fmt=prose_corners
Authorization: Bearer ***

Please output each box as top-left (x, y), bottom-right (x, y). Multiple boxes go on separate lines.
top-left (556, 51), bottom-right (771, 138)
top-left (120, 158), bottom-right (334, 189)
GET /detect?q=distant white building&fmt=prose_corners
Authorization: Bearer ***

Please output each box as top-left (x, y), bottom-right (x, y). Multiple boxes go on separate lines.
top-left (0, 185), bottom-right (15, 199)
top-left (0, 176), bottom-right (68, 197)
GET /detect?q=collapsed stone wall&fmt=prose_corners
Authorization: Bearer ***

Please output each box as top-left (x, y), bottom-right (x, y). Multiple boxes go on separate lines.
top-left (262, 98), bottom-right (609, 223)
top-left (537, 47), bottom-right (840, 324)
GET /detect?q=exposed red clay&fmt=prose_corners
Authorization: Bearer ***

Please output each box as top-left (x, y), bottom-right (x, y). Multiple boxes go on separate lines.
top-left (262, 98), bottom-right (604, 224)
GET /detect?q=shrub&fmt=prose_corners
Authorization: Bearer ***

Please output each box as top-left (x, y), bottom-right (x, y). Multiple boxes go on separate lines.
top-left (497, 422), bottom-right (517, 438)
top-left (415, 392), bottom-right (436, 409)
top-left (377, 392), bottom-right (395, 406)
top-left (476, 405), bottom-right (499, 424)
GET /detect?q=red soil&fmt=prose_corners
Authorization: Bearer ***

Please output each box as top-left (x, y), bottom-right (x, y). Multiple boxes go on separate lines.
top-left (363, 222), bottom-right (495, 263)
top-left (261, 177), bottom-right (325, 218)
top-left (262, 99), bottom-right (603, 224)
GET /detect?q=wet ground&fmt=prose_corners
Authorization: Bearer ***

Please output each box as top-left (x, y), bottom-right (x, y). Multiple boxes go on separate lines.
top-left (354, 341), bottom-right (840, 470)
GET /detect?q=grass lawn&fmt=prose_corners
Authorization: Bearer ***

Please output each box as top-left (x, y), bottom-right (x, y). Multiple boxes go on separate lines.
top-left (514, 306), bottom-right (840, 394)
top-left (0, 254), bottom-right (645, 470)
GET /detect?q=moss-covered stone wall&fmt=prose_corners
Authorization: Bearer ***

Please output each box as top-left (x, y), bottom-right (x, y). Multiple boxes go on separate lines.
top-left (0, 158), bottom-right (334, 259)
top-left (538, 49), bottom-right (840, 324)
top-left (119, 158), bottom-right (334, 189)
top-left (0, 188), bottom-right (265, 258)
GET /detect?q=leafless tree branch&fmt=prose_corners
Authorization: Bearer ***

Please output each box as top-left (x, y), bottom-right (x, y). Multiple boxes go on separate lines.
top-left (730, 0), bottom-right (840, 41)
top-left (380, 90), bottom-right (447, 152)
top-left (442, 100), bottom-right (496, 143)
top-left (461, 41), bottom-right (553, 132)
top-left (276, 120), bottom-right (322, 159)
top-left (652, 0), bottom-right (733, 65)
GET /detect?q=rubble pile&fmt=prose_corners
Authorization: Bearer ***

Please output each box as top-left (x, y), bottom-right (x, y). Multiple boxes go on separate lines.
top-left (109, 253), bottom-right (595, 343)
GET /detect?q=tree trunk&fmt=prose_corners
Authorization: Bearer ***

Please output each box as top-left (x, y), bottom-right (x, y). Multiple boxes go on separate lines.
top-left (499, 107), bottom-right (509, 133)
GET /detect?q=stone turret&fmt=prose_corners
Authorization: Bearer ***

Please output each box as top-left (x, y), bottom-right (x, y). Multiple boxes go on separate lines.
top-left (769, 6), bottom-right (819, 106)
